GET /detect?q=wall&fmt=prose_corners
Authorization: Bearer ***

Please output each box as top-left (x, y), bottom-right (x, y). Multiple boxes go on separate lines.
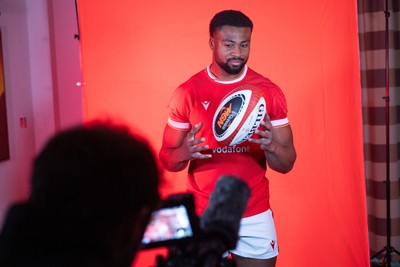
top-left (0, 0), bottom-right (82, 228)
top-left (78, 1), bottom-right (370, 266)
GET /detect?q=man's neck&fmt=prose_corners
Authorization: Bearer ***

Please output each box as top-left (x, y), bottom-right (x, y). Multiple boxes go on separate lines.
top-left (207, 64), bottom-right (247, 84)
top-left (209, 64), bottom-right (245, 81)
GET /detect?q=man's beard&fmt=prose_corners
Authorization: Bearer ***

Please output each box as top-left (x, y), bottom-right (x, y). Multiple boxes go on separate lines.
top-left (217, 58), bottom-right (247, 75)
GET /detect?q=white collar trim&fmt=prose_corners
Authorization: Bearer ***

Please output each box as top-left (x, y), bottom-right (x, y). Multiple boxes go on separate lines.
top-left (206, 64), bottom-right (248, 84)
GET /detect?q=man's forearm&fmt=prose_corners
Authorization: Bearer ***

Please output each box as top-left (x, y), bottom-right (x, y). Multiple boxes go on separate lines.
top-left (264, 141), bottom-right (296, 173)
top-left (159, 147), bottom-right (190, 172)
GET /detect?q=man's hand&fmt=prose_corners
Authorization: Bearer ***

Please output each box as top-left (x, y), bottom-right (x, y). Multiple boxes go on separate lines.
top-left (183, 122), bottom-right (212, 160)
top-left (249, 114), bottom-right (274, 152)
top-left (160, 122), bottom-right (212, 172)
top-left (249, 114), bottom-right (296, 173)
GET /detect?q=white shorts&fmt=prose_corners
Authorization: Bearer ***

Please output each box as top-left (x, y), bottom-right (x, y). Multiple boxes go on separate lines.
top-left (229, 209), bottom-right (279, 259)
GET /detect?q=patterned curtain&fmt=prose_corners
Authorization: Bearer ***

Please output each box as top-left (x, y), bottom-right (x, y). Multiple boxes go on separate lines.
top-left (358, 0), bottom-right (400, 263)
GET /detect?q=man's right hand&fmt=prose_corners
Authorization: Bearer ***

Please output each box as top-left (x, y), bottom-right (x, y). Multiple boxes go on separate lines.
top-left (159, 122), bottom-right (212, 172)
top-left (182, 122), bottom-right (212, 160)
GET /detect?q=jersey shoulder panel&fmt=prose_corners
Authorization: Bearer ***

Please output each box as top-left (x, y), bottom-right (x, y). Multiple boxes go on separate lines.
top-left (245, 68), bottom-right (289, 126)
top-left (167, 69), bottom-right (210, 130)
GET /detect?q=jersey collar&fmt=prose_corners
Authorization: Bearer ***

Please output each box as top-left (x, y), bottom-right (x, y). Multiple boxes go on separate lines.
top-left (206, 64), bottom-right (248, 84)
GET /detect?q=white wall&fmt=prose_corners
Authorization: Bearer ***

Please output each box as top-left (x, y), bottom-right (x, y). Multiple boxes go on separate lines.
top-left (47, 0), bottom-right (83, 132)
top-left (0, 0), bottom-right (82, 228)
top-left (0, 0), bottom-right (35, 228)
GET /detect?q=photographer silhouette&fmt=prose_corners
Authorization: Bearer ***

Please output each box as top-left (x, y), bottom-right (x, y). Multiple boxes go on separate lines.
top-left (0, 121), bottom-right (161, 267)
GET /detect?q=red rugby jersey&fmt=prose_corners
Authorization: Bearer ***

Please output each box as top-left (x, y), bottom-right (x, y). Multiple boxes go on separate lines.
top-left (167, 65), bottom-right (289, 217)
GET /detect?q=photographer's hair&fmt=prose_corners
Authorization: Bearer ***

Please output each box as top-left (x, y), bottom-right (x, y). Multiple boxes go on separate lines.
top-left (209, 10), bottom-right (253, 37)
top-left (29, 120), bottom-right (161, 232)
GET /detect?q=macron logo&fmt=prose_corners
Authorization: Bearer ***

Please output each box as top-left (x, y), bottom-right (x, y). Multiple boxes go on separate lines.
top-left (202, 101), bottom-right (210, 110)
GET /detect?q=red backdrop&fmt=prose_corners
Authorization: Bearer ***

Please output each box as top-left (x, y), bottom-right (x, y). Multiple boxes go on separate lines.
top-left (78, 1), bottom-right (370, 266)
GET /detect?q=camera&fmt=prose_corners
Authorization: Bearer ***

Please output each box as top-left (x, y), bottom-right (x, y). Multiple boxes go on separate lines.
top-left (140, 193), bottom-right (236, 267)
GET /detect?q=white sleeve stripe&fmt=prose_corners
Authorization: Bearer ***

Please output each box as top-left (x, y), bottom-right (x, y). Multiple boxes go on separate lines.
top-left (168, 118), bottom-right (191, 130)
top-left (271, 118), bottom-right (289, 127)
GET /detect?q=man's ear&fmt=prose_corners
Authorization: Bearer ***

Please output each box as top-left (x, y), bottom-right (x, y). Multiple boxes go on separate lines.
top-left (209, 37), bottom-right (214, 49)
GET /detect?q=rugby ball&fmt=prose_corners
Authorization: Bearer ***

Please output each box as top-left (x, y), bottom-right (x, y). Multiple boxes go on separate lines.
top-left (212, 85), bottom-right (266, 146)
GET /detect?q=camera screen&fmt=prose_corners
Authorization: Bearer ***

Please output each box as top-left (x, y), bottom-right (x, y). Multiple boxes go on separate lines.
top-left (141, 205), bottom-right (194, 246)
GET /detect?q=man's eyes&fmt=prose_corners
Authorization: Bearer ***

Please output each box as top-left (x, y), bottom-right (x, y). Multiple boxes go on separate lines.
top-left (224, 43), bottom-right (249, 48)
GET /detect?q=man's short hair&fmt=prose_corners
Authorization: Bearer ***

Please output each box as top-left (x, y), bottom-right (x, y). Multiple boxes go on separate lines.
top-left (209, 10), bottom-right (253, 37)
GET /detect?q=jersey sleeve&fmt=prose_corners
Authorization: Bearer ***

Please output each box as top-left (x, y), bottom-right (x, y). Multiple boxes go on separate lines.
top-left (267, 84), bottom-right (289, 128)
top-left (167, 86), bottom-right (191, 131)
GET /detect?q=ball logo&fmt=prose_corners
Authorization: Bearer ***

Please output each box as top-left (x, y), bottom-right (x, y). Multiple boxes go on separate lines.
top-left (213, 86), bottom-right (266, 146)
top-left (214, 93), bottom-right (247, 137)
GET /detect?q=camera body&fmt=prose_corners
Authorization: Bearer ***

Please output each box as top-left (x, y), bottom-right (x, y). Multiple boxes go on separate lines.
top-left (140, 193), bottom-right (236, 267)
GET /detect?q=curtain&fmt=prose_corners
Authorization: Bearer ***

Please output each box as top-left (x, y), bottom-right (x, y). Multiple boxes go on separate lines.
top-left (358, 0), bottom-right (400, 262)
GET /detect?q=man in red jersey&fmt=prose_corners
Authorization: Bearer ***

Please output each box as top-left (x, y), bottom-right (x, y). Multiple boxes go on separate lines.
top-left (159, 10), bottom-right (296, 267)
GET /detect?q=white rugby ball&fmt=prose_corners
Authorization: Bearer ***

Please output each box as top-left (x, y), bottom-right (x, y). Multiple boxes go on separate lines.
top-left (212, 85), bottom-right (266, 146)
